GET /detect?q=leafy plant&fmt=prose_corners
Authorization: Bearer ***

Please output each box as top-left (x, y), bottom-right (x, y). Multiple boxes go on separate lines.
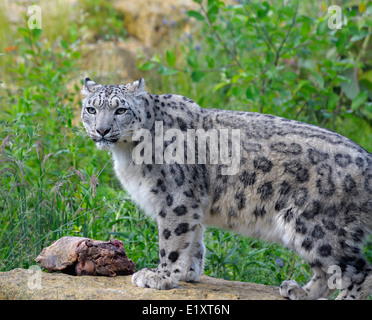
top-left (0, 25), bottom-right (108, 270)
top-left (139, 0), bottom-right (372, 150)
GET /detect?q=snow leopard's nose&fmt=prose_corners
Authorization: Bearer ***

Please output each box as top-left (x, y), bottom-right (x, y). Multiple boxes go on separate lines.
top-left (96, 127), bottom-right (111, 137)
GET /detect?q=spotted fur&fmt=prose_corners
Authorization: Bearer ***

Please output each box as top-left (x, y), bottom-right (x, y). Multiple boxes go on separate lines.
top-left (81, 78), bottom-right (372, 299)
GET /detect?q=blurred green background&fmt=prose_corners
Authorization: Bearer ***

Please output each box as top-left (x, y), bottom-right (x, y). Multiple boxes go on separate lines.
top-left (0, 0), bottom-right (371, 292)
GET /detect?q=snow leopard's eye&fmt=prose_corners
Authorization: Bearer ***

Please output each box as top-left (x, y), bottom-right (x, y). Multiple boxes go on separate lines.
top-left (86, 107), bottom-right (96, 115)
top-left (115, 108), bottom-right (128, 115)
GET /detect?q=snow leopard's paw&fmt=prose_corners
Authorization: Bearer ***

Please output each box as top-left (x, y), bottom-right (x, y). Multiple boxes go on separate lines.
top-left (180, 267), bottom-right (201, 282)
top-left (279, 280), bottom-right (308, 300)
top-left (131, 267), bottom-right (178, 290)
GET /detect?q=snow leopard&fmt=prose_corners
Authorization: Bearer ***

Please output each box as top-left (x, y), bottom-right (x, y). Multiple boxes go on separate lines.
top-left (81, 78), bottom-right (372, 300)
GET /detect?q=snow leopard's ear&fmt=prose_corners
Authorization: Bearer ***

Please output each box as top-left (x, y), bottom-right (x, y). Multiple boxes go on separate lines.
top-left (82, 78), bottom-right (101, 96)
top-left (126, 78), bottom-right (145, 97)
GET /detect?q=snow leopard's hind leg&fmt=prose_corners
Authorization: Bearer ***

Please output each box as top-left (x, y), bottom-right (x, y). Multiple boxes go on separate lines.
top-left (280, 256), bottom-right (372, 300)
top-left (280, 266), bottom-right (335, 300)
top-left (335, 262), bottom-right (372, 300)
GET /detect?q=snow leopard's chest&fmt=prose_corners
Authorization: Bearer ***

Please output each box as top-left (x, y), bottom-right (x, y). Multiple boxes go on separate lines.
top-left (111, 144), bottom-right (157, 218)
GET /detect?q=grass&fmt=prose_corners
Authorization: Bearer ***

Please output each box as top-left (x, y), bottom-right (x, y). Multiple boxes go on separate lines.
top-left (0, 0), bottom-right (371, 295)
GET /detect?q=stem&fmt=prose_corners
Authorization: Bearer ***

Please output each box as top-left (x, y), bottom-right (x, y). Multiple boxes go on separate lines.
top-left (243, 1), bottom-right (277, 54)
top-left (356, 26), bottom-right (371, 66)
top-left (331, 90), bottom-right (343, 129)
top-left (200, 3), bottom-right (245, 72)
top-left (274, 1), bottom-right (298, 67)
top-left (244, 0), bottom-right (298, 99)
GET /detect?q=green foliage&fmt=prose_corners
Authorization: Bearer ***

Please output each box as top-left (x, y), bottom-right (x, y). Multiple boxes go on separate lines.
top-left (0, 26), bottom-right (106, 269)
top-left (139, 0), bottom-right (372, 151)
top-left (0, 19), bottom-right (151, 274)
top-left (204, 228), bottom-right (311, 286)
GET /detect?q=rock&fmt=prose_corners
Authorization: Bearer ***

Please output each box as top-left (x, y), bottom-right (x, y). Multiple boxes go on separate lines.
top-left (114, 0), bottom-right (197, 47)
top-left (0, 268), bottom-right (284, 300)
top-left (81, 38), bottom-right (148, 84)
top-left (113, 0), bottom-right (238, 47)
top-left (35, 236), bottom-right (136, 277)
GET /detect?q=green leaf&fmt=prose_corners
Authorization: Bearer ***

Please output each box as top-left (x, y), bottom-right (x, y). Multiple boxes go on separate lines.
top-left (279, 5), bottom-right (294, 18)
top-left (51, 71), bottom-right (61, 84)
top-left (158, 65), bottom-right (178, 76)
top-left (336, 32), bottom-right (349, 51)
top-left (187, 10), bottom-right (205, 21)
top-left (33, 28), bottom-right (42, 38)
top-left (232, 86), bottom-right (244, 98)
top-left (351, 91), bottom-right (368, 110)
top-left (360, 79), bottom-right (372, 99)
top-left (151, 53), bottom-right (162, 64)
top-left (316, 19), bottom-right (328, 36)
top-left (350, 30), bottom-right (368, 42)
top-left (191, 71), bottom-right (206, 82)
top-left (166, 50), bottom-right (176, 67)
top-left (257, 2), bottom-right (270, 18)
top-left (245, 85), bottom-right (259, 101)
top-left (300, 21), bottom-right (311, 38)
top-left (341, 68), bottom-right (360, 100)
top-left (213, 82), bottom-right (229, 92)
top-left (207, 0), bottom-right (217, 7)
top-left (17, 63), bottom-right (25, 75)
top-left (72, 51), bottom-right (81, 59)
top-left (311, 72), bottom-right (324, 89)
top-left (24, 35), bottom-right (32, 46)
top-left (293, 80), bottom-right (310, 95)
top-left (139, 61), bottom-right (156, 71)
top-left (206, 55), bottom-right (215, 68)
top-left (61, 40), bottom-right (69, 50)
top-left (207, 5), bottom-right (219, 23)
top-left (186, 55), bottom-right (198, 69)
top-left (62, 60), bottom-right (71, 68)
top-left (328, 92), bottom-right (339, 111)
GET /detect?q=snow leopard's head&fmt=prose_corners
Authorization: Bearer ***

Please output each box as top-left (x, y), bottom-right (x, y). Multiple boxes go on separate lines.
top-left (81, 78), bottom-right (146, 150)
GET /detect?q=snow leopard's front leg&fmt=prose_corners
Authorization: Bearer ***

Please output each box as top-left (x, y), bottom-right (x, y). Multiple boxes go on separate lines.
top-left (132, 204), bottom-right (203, 290)
top-left (180, 223), bottom-right (205, 282)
